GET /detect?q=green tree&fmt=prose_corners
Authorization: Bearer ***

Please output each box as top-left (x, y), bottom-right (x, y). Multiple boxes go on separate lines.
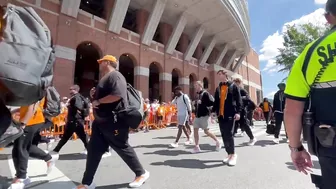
top-left (275, 23), bottom-right (329, 73)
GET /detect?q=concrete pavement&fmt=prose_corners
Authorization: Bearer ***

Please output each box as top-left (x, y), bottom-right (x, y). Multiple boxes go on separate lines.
top-left (0, 121), bottom-right (320, 189)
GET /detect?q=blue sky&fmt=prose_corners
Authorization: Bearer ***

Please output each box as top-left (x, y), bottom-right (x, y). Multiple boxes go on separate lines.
top-left (248, 0), bottom-right (327, 98)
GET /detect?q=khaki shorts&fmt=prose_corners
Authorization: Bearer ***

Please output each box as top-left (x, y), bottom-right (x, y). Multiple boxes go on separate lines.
top-left (193, 116), bottom-right (209, 130)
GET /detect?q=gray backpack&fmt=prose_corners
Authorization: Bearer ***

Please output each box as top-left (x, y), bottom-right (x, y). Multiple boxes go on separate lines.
top-left (0, 4), bottom-right (55, 106)
top-left (43, 86), bottom-right (61, 119)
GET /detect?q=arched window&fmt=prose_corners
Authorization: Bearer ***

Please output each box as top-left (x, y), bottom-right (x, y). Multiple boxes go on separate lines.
top-left (203, 77), bottom-right (209, 89)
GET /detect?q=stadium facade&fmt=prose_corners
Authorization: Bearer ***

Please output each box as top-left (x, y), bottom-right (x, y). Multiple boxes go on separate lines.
top-left (5, 0), bottom-right (263, 103)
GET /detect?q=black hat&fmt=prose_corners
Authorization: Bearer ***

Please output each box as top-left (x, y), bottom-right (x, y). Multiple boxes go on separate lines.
top-left (277, 83), bottom-right (286, 88)
top-left (326, 0), bottom-right (336, 14)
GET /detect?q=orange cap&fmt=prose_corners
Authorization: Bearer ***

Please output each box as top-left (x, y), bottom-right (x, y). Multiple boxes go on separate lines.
top-left (97, 55), bottom-right (117, 64)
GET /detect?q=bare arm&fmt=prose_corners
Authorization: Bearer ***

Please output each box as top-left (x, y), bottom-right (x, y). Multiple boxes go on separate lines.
top-left (284, 99), bottom-right (305, 148)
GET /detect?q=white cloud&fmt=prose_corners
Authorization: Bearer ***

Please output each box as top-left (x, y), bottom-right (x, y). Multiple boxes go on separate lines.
top-left (260, 8), bottom-right (327, 74)
top-left (315, 0), bottom-right (327, 4)
top-left (266, 91), bottom-right (277, 98)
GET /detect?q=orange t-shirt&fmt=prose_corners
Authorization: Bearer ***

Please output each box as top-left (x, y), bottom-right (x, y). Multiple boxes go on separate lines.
top-left (219, 85), bottom-right (228, 116)
top-left (263, 102), bottom-right (269, 112)
top-left (20, 98), bottom-right (45, 126)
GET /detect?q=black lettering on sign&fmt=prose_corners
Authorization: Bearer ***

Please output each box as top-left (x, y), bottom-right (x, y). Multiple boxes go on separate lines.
top-left (317, 43), bottom-right (336, 65)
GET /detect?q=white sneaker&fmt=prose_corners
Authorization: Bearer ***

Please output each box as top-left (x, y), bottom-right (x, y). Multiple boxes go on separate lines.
top-left (8, 177), bottom-right (31, 189)
top-left (273, 138), bottom-right (280, 144)
top-left (234, 132), bottom-right (244, 137)
top-left (46, 152), bottom-right (59, 174)
top-left (248, 138), bottom-right (257, 146)
top-left (80, 150), bottom-right (88, 155)
top-left (49, 151), bottom-right (60, 161)
top-left (102, 151), bottom-right (112, 158)
top-left (169, 143), bottom-right (178, 148)
top-left (223, 156), bottom-right (230, 164)
top-left (192, 146), bottom-right (202, 153)
top-left (129, 170), bottom-right (150, 188)
top-left (46, 142), bottom-right (53, 151)
top-left (215, 142), bottom-right (222, 151)
top-left (72, 183), bottom-right (96, 189)
top-left (184, 139), bottom-right (193, 145)
top-left (228, 154), bottom-right (238, 166)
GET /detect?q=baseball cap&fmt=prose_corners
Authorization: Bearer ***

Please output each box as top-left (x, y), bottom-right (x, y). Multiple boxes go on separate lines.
top-left (97, 55), bottom-right (117, 64)
top-left (326, 0), bottom-right (336, 14)
top-left (277, 83), bottom-right (286, 88)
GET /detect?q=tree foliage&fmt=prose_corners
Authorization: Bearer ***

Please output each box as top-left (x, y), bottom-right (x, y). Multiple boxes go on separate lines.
top-left (275, 23), bottom-right (329, 73)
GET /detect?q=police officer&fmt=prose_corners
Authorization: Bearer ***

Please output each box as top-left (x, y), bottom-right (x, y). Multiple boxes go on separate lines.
top-left (284, 1), bottom-right (336, 188)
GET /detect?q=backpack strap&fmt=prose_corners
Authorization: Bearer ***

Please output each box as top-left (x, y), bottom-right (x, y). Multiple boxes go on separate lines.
top-left (182, 94), bottom-right (190, 111)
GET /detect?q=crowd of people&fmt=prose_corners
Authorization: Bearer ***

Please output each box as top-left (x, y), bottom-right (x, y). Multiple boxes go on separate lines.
top-left (6, 61), bottom-right (283, 189)
top-left (3, 1), bottom-right (336, 188)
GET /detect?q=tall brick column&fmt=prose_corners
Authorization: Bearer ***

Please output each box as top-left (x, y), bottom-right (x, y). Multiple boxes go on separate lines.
top-left (160, 72), bottom-right (172, 102)
top-left (179, 77), bottom-right (190, 97)
top-left (53, 14), bottom-right (79, 97)
top-left (134, 66), bottom-right (149, 98)
top-left (136, 9), bottom-right (149, 35)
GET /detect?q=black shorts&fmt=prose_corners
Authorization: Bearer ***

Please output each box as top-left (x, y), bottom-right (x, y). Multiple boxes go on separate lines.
top-left (157, 115), bottom-right (163, 120)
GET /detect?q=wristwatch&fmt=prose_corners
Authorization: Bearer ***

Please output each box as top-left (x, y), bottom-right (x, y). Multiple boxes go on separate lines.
top-left (289, 144), bottom-right (305, 152)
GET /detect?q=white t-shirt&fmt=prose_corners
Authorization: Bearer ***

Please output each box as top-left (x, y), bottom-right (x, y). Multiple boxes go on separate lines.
top-left (172, 94), bottom-right (192, 116)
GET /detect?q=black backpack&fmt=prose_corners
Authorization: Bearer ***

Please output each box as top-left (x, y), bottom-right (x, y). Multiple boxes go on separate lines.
top-left (116, 83), bottom-right (144, 129)
top-left (79, 95), bottom-right (90, 118)
top-left (247, 100), bottom-right (257, 111)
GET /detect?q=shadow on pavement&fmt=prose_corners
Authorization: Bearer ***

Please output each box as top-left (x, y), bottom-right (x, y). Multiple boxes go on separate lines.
top-left (185, 143), bottom-right (218, 151)
top-left (73, 181), bottom-right (130, 189)
top-left (133, 144), bottom-right (169, 149)
top-left (96, 183), bottom-right (129, 189)
top-left (0, 175), bottom-right (11, 189)
top-left (285, 160), bottom-right (320, 171)
top-left (59, 153), bottom-right (87, 160)
top-left (144, 149), bottom-right (191, 156)
top-left (285, 162), bottom-right (296, 171)
top-left (151, 159), bottom-right (223, 169)
top-left (0, 154), bottom-right (10, 160)
top-left (26, 180), bottom-right (76, 189)
top-left (236, 139), bottom-right (286, 148)
top-left (152, 136), bottom-right (176, 140)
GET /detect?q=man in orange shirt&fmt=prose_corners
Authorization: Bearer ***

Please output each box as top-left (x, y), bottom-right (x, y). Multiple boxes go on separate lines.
top-left (212, 70), bottom-right (242, 166)
top-left (259, 98), bottom-right (272, 125)
top-left (9, 98), bottom-right (58, 189)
